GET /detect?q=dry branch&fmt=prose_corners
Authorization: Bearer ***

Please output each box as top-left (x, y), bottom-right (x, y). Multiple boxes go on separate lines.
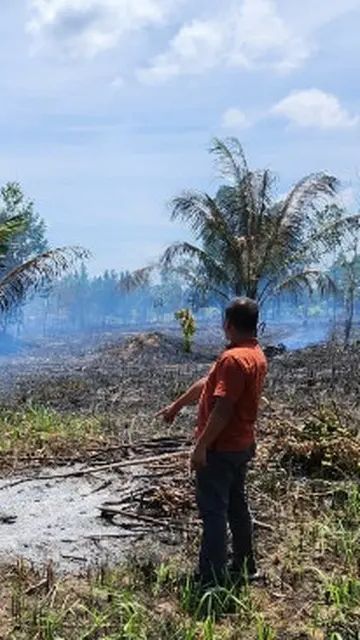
top-left (99, 505), bottom-right (194, 533)
top-left (0, 450), bottom-right (191, 491)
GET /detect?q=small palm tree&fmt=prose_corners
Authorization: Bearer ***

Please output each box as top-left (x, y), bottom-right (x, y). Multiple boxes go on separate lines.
top-left (175, 308), bottom-right (196, 353)
top-left (0, 216), bottom-right (89, 312)
top-left (162, 138), bottom-right (360, 305)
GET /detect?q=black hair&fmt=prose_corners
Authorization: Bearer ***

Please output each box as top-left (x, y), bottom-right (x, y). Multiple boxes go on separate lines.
top-left (224, 297), bottom-right (259, 336)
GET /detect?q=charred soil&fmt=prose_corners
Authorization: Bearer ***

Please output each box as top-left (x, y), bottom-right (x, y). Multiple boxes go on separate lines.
top-left (0, 331), bottom-right (359, 639)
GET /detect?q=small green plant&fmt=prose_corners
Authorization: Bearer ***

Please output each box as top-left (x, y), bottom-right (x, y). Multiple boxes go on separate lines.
top-left (255, 614), bottom-right (277, 640)
top-left (325, 575), bottom-right (360, 610)
top-left (175, 308), bottom-right (196, 353)
top-left (179, 571), bottom-right (254, 623)
top-left (153, 562), bottom-right (175, 595)
top-left (202, 616), bottom-right (217, 640)
top-left (179, 573), bottom-right (201, 614)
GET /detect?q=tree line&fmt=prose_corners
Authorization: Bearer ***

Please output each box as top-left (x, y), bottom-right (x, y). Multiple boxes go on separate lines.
top-left (0, 138), bottom-right (359, 344)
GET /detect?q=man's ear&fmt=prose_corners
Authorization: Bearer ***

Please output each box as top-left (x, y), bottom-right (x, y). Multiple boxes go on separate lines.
top-left (223, 319), bottom-right (230, 331)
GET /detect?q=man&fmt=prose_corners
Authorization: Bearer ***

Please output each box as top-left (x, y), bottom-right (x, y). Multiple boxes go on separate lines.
top-left (157, 297), bottom-right (267, 586)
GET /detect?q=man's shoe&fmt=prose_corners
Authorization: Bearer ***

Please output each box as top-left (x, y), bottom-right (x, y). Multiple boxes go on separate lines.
top-left (229, 567), bottom-right (263, 586)
top-left (247, 570), bottom-right (263, 583)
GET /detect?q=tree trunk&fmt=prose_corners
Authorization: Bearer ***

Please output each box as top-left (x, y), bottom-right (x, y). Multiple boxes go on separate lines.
top-left (344, 287), bottom-right (354, 347)
top-left (235, 283), bottom-right (258, 300)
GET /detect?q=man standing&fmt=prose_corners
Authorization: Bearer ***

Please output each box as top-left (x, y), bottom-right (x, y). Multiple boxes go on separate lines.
top-left (157, 298), bottom-right (267, 586)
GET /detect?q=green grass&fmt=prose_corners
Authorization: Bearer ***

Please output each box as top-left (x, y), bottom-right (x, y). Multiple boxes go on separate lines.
top-left (3, 561), bottom-right (280, 640)
top-left (0, 406), bottom-right (105, 462)
top-left (2, 540), bottom-right (359, 640)
top-left (0, 399), bottom-right (358, 639)
top-left (325, 575), bottom-right (360, 610)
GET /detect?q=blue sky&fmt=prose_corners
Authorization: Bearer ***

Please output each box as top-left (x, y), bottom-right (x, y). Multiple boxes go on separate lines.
top-left (0, 0), bottom-right (359, 274)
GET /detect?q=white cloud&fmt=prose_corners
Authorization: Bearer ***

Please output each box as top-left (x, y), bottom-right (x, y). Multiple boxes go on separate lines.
top-left (272, 89), bottom-right (359, 129)
top-left (137, 18), bottom-right (225, 83)
top-left (138, 0), bottom-right (310, 83)
top-left (27, 0), bottom-right (180, 57)
top-left (221, 108), bottom-right (249, 130)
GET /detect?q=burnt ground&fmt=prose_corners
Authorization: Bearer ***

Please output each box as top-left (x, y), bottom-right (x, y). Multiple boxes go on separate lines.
top-left (0, 331), bottom-right (212, 574)
top-left (0, 329), bottom-right (359, 639)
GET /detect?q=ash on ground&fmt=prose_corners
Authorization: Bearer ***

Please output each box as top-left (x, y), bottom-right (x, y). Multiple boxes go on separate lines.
top-left (0, 463), bottom-right (151, 573)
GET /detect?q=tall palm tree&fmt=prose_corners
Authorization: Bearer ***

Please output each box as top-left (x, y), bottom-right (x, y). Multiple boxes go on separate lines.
top-left (162, 138), bottom-right (360, 305)
top-left (0, 216), bottom-right (89, 312)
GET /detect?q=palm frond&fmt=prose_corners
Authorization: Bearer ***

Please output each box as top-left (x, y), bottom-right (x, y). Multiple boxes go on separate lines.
top-left (211, 138), bottom-right (258, 241)
top-left (275, 173), bottom-right (338, 260)
top-left (273, 269), bottom-right (337, 299)
top-left (0, 215), bottom-right (27, 257)
top-left (119, 266), bottom-right (154, 293)
top-left (173, 261), bottom-right (230, 302)
top-left (290, 213), bottom-right (360, 265)
top-left (161, 241), bottom-right (228, 286)
top-left (255, 174), bottom-right (339, 285)
top-left (171, 191), bottom-right (216, 234)
top-left (280, 173), bottom-right (338, 228)
top-left (172, 260), bottom-right (231, 303)
top-left (257, 170), bottom-right (274, 225)
top-left (210, 137), bottom-right (249, 183)
top-left (171, 192), bottom-right (230, 241)
top-left (0, 246), bottom-right (90, 311)
top-left (170, 193), bottom-right (242, 267)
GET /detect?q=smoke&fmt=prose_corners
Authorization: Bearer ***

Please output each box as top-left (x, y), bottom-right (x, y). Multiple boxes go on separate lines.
top-left (0, 271), bottom-right (358, 354)
top-left (271, 320), bottom-right (333, 350)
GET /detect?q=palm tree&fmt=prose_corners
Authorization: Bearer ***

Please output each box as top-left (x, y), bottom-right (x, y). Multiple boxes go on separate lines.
top-left (162, 138), bottom-right (360, 305)
top-left (0, 215), bottom-right (89, 312)
top-left (336, 239), bottom-right (360, 346)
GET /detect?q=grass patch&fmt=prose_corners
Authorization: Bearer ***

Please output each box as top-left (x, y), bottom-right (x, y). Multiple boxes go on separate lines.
top-left (1, 560), bottom-right (279, 640)
top-left (1, 529), bottom-right (359, 640)
top-left (0, 406), bottom-right (106, 465)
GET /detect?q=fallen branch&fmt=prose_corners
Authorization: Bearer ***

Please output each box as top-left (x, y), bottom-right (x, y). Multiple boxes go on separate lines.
top-left (0, 450), bottom-right (191, 490)
top-left (253, 519), bottom-right (275, 532)
top-left (87, 479), bottom-right (113, 495)
top-left (100, 505), bottom-right (275, 535)
top-left (132, 470), bottom-right (176, 480)
top-left (61, 554), bottom-right (87, 563)
top-left (85, 533), bottom-right (144, 540)
top-left (99, 505), bottom-right (193, 533)
top-left (25, 578), bottom-right (48, 596)
top-left (101, 496), bottom-right (274, 533)
top-left (99, 485), bottom-right (161, 508)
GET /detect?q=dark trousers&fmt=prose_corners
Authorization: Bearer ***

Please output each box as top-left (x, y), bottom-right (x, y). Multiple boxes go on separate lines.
top-left (195, 446), bottom-right (256, 584)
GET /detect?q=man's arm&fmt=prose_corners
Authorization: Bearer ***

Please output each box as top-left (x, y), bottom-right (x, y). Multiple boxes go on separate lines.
top-left (156, 377), bottom-right (207, 424)
top-left (190, 397), bottom-right (234, 470)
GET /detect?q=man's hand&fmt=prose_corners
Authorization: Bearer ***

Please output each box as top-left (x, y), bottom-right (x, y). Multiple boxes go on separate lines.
top-left (155, 377), bottom-right (206, 426)
top-left (190, 442), bottom-right (207, 472)
top-left (155, 402), bottom-right (180, 425)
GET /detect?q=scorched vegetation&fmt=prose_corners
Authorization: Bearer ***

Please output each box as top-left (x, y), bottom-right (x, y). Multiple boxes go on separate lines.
top-left (0, 331), bottom-right (358, 640)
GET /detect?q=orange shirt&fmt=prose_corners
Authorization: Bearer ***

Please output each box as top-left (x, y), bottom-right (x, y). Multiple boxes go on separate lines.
top-left (196, 339), bottom-right (267, 451)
